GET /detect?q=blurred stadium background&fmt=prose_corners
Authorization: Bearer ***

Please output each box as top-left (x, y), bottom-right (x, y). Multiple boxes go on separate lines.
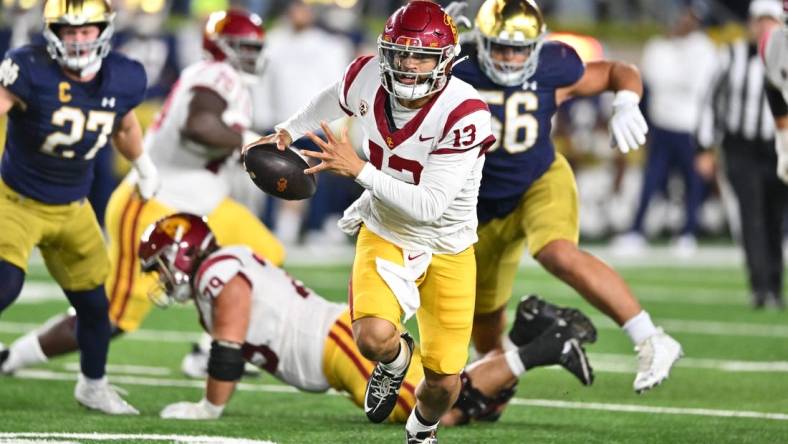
top-left (1, 1), bottom-right (787, 443)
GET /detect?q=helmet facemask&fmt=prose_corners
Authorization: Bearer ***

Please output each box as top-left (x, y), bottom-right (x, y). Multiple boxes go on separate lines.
top-left (476, 30), bottom-right (544, 86)
top-left (378, 36), bottom-right (457, 101)
top-left (142, 244), bottom-right (193, 308)
top-left (214, 35), bottom-right (266, 83)
top-left (43, 19), bottom-right (115, 78)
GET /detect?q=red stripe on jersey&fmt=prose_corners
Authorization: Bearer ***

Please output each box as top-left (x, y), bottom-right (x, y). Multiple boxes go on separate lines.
top-left (342, 55), bottom-right (374, 108)
top-left (373, 86), bottom-right (444, 149)
top-left (328, 331), bottom-right (370, 379)
top-left (440, 99), bottom-right (490, 142)
top-left (109, 191), bottom-right (135, 303)
top-left (336, 318), bottom-right (354, 339)
top-left (431, 134), bottom-right (496, 156)
top-left (339, 101), bottom-right (354, 116)
top-left (194, 254), bottom-right (243, 289)
top-left (115, 199), bottom-right (145, 321)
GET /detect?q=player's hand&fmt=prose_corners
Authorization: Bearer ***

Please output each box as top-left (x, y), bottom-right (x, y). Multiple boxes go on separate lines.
top-left (301, 122), bottom-right (366, 178)
top-left (777, 154), bottom-right (788, 184)
top-left (445, 2), bottom-right (472, 30)
top-left (609, 90), bottom-right (648, 154)
top-left (242, 128), bottom-right (292, 154)
top-left (132, 152), bottom-right (160, 201)
top-left (160, 399), bottom-right (224, 420)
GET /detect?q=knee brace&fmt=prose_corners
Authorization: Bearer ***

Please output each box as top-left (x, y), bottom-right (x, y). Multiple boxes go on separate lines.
top-left (0, 261), bottom-right (25, 312)
top-left (208, 340), bottom-right (245, 382)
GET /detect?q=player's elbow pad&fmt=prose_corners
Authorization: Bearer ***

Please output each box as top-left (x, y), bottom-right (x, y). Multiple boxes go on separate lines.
top-left (208, 340), bottom-right (245, 382)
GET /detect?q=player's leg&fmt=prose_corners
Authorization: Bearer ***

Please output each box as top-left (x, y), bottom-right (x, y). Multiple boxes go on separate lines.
top-left (208, 197), bottom-right (286, 266)
top-left (407, 247), bottom-right (475, 441)
top-left (473, 216), bottom-right (527, 354)
top-left (106, 182), bottom-right (173, 333)
top-left (0, 182), bottom-right (44, 373)
top-left (321, 309), bottom-right (423, 423)
top-left (350, 226), bottom-right (413, 423)
top-left (42, 199), bottom-right (137, 414)
top-left (528, 154), bottom-right (682, 392)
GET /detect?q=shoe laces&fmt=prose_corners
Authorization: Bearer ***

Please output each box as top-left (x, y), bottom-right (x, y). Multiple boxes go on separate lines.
top-left (369, 373), bottom-right (396, 401)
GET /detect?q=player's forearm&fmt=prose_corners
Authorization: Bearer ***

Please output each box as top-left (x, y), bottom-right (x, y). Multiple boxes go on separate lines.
top-left (276, 82), bottom-right (345, 142)
top-left (0, 86), bottom-right (17, 116)
top-left (181, 112), bottom-right (243, 152)
top-left (607, 61), bottom-right (643, 96)
top-left (113, 111), bottom-right (145, 161)
top-left (355, 151), bottom-right (476, 223)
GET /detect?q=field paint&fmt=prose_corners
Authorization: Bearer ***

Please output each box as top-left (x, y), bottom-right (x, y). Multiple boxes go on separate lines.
top-left (0, 433), bottom-right (274, 443)
top-left (589, 353), bottom-right (788, 373)
top-left (510, 398), bottom-right (788, 421)
top-left (10, 370), bottom-right (788, 422)
top-left (61, 363), bottom-right (171, 376)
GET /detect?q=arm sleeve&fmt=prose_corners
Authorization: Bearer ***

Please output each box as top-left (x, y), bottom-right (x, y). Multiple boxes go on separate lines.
top-left (354, 112), bottom-right (494, 223)
top-left (0, 51), bottom-right (32, 103)
top-left (275, 81), bottom-right (346, 142)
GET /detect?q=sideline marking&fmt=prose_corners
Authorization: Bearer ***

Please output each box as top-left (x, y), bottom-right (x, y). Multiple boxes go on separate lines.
top-left (10, 370), bottom-right (788, 422)
top-left (0, 433), bottom-right (275, 443)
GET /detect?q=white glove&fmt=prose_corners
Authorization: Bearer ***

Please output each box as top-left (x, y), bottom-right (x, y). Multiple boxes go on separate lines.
top-left (609, 90), bottom-right (648, 153)
top-left (132, 152), bottom-right (160, 200)
top-left (444, 1), bottom-right (472, 29)
top-left (775, 129), bottom-right (788, 184)
top-left (160, 398), bottom-right (225, 420)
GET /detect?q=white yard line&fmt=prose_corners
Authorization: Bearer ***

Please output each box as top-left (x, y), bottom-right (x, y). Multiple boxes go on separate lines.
top-left (10, 369), bottom-right (788, 422)
top-left (0, 433), bottom-right (274, 444)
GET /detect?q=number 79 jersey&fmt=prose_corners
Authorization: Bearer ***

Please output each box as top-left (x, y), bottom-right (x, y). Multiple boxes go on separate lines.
top-left (193, 246), bottom-right (346, 392)
top-left (338, 55), bottom-right (495, 253)
top-left (0, 45), bottom-right (146, 204)
top-left (452, 41), bottom-right (585, 224)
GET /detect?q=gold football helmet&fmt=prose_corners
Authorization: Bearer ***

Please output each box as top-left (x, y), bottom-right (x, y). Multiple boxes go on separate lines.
top-left (42, 0), bottom-right (116, 76)
top-left (475, 0), bottom-right (546, 86)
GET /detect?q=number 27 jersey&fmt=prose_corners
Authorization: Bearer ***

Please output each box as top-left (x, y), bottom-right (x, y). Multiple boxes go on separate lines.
top-left (0, 45), bottom-right (146, 204)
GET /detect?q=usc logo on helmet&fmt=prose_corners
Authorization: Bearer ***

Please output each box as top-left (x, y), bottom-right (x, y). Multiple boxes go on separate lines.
top-left (158, 216), bottom-right (191, 239)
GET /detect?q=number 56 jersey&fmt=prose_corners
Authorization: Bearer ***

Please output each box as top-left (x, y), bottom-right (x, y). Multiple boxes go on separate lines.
top-left (193, 245), bottom-right (346, 392)
top-left (0, 45), bottom-right (146, 204)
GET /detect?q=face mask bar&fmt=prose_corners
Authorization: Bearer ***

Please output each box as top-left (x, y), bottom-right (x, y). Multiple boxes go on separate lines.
top-left (477, 31), bottom-right (544, 86)
top-left (378, 38), bottom-right (454, 100)
top-left (43, 21), bottom-right (114, 76)
top-left (142, 246), bottom-right (192, 308)
top-left (216, 36), bottom-right (266, 76)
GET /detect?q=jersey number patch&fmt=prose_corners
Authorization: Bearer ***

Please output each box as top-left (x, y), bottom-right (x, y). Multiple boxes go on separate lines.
top-left (368, 141), bottom-right (424, 184)
top-left (41, 106), bottom-right (116, 159)
top-left (479, 91), bottom-right (539, 154)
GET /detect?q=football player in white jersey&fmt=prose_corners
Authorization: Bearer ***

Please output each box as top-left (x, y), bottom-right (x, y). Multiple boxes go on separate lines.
top-left (141, 213), bottom-right (595, 425)
top-left (0, 9), bottom-right (284, 377)
top-left (761, 0), bottom-right (788, 183)
top-left (249, 2), bottom-right (495, 441)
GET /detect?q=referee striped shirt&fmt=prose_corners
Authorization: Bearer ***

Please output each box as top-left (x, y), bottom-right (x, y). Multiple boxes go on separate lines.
top-left (698, 39), bottom-right (775, 148)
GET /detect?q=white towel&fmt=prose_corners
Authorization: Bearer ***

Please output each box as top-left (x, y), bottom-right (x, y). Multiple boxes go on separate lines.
top-left (375, 249), bottom-right (432, 321)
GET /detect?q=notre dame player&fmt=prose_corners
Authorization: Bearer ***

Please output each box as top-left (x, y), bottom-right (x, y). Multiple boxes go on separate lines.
top-left (450, 0), bottom-right (682, 393)
top-left (0, 0), bottom-right (158, 414)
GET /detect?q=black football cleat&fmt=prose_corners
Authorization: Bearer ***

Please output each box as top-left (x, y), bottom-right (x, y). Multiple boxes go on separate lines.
top-left (509, 294), bottom-right (597, 346)
top-left (519, 323), bottom-right (594, 386)
top-left (406, 428), bottom-right (438, 444)
top-left (364, 332), bottom-right (414, 423)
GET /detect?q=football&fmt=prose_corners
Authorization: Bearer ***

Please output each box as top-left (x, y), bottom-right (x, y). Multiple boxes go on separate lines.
top-left (242, 143), bottom-right (317, 201)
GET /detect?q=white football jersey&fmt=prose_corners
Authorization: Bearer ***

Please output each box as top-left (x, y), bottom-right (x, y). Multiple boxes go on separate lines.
top-left (141, 60), bottom-right (253, 214)
top-left (193, 246), bottom-right (346, 392)
top-left (338, 56), bottom-right (495, 254)
top-left (763, 26), bottom-right (788, 99)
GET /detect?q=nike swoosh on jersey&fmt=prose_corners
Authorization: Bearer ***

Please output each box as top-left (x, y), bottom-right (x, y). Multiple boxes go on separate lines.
top-left (407, 253), bottom-right (425, 260)
top-left (418, 135), bottom-right (434, 142)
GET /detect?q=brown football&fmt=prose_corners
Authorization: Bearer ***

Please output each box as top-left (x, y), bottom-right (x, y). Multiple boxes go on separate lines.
top-left (242, 143), bottom-right (317, 200)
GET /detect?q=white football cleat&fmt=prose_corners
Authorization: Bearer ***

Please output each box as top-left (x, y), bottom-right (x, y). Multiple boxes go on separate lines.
top-left (75, 374), bottom-right (139, 415)
top-left (633, 328), bottom-right (683, 393)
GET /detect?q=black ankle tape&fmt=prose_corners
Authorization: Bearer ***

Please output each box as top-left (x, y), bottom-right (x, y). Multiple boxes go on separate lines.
top-left (414, 407), bottom-right (439, 427)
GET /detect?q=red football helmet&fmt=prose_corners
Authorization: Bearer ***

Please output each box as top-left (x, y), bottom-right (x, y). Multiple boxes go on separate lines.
top-left (203, 9), bottom-right (266, 76)
top-left (378, 1), bottom-right (461, 100)
top-left (139, 213), bottom-right (218, 306)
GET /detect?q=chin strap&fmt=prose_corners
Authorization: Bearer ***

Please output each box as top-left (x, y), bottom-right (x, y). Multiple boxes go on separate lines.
top-left (451, 55), bottom-right (470, 69)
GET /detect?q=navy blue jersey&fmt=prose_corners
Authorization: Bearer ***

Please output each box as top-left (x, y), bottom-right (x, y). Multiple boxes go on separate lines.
top-left (0, 45), bottom-right (146, 204)
top-left (453, 41), bottom-right (584, 223)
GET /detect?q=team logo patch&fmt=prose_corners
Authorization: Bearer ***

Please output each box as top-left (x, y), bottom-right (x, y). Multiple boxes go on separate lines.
top-left (158, 217), bottom-right (191, 239)
top-left (0, 58), bottom-right (19, 87)
top-left (277, 177), bottom-right (288, 192)
top-left (359, 100), bottom-right (369, 116)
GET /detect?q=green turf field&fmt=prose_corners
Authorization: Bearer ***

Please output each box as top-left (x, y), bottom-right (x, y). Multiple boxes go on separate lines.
top-left (1, 261), bottom-right (786, 443)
